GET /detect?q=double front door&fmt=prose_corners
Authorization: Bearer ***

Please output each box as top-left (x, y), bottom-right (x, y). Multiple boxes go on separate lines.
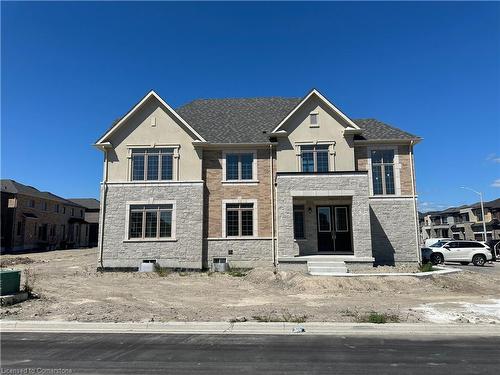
top-left (317, 205), bottom-right (352, 253)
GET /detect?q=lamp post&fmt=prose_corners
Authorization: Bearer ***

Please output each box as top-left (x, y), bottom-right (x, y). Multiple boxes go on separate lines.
top-left (460, 187), bottom-right (487, 242)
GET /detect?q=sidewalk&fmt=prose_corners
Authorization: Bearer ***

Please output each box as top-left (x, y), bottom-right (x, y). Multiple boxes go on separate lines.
top-left (2, 320), bottom-right (500, 337)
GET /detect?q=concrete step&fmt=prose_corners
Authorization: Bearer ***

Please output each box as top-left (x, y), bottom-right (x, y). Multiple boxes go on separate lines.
top-left (307, 261), bottom-right (346, 268)
top-left (308, 266), bottom-right (347, 273)
top-left (307, 260), bottom-right (348, 276)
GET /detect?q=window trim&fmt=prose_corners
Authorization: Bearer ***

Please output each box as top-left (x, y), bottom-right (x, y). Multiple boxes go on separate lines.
top-left (127, 144), bottom-right (180, 182)
top-left (367, 146), bottom-right (401, 196)
top-left (221, 150), bottom-right (258, 184)
top-left (222, 199), bottom-right (258, 238)
top-left (293, 205), bottom-right (306, 240)
top-left (124, 200), bottom-right (177, 242)
top-left (296, 142), bottom-right (333, 173)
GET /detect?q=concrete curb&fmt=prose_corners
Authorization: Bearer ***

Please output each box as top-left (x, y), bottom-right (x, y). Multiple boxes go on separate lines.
top-left (2, 320), bottom-right (500, 337)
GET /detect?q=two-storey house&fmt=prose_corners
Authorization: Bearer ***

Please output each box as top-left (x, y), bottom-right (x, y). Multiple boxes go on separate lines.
top-left (94, 89), bottom-right (421, 272)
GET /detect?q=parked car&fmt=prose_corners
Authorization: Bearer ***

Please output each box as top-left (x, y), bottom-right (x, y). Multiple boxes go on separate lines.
top-left (424, 238), bottom-right (452, 248)
top-left (421, 240), bottom-right (492, 266)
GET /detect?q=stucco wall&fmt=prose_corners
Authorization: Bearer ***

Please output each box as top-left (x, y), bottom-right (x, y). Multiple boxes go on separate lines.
top-left (106, 96), bottom-right (203, 182)
top-left (101, 182), bottom-right (203, 269)
top-left (276, 96), bottom-right (356, 172)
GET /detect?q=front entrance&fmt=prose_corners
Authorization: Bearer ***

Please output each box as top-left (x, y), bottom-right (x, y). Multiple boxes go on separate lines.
top-left (317, 205), bottom-right (352, 253)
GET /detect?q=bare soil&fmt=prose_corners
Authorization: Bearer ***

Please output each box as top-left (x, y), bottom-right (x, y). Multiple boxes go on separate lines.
top-left (1, 248), bottom-right (499, 323)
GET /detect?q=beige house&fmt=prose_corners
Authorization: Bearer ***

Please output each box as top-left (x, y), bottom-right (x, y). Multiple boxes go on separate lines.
top-left (94, 89), bottom-right (421, 273)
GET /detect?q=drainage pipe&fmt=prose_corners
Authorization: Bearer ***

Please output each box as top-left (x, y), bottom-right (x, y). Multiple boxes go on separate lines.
top-left (98, 149), bottom-right (109, 270)
top-left (270, 144), bottom-right (276, 268)
top-left (409, 140), bottom-right (421, 263)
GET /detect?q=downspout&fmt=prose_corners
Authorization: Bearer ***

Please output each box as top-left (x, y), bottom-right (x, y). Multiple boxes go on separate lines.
top-left (270, 144), bottom-right (276, 268)
top-left (98, 149), bottom-right (109, 270)
top-left (409, 140), bottom-right (421, 263)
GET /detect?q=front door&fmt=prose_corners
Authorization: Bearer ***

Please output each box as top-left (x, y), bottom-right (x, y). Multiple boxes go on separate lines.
top-left (317, 205), bottom-right (352, 253)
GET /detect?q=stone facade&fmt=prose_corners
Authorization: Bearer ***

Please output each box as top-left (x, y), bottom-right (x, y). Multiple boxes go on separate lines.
top-left (369, 197), bottom-right (419, 265)
top-left (276, 172), bottom-right (373, 260)
top-left (100, 182), bottom-right (203, 269)
top-left (204, 239), bottom-right (273, 268)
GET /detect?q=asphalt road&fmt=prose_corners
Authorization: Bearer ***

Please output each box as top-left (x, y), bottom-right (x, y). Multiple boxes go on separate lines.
top-left (1, 332), bottom-right (499, 374)
top-left (445, 260), bottom-right (499, 275)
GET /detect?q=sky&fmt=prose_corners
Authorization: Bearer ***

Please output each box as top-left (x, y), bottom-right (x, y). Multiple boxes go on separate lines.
top-left (1, 1), bottom-right (499, 211)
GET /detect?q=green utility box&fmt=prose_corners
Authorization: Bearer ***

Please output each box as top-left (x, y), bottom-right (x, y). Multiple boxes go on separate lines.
top-left (0, 269), bottom-right (21, 296)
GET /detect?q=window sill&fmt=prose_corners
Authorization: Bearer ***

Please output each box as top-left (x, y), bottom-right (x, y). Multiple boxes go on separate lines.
top-left (214, 236), bottom-right (264, 240)
top-left (221, 180), bottom-right (259, 185)
top-left (123, 238), bottom-right (177, 243)
top-left (294, 238), bottom-right (307, 242)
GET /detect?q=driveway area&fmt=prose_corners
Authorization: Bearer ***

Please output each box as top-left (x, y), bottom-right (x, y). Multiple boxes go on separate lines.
top-left (445, 261), bottom-right (500, 275)
top-left (1, 248), bottom-right (500, 324)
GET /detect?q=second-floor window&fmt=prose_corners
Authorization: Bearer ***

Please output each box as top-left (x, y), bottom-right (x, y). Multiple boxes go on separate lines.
top-left (131, 148), bottom-right (174, 181)
top-left (371, 149), bottom-right (395, 195)
top-left (225, 153), bottom-right (254, 181)
top-left (300, 145), bottom-right (329, 172)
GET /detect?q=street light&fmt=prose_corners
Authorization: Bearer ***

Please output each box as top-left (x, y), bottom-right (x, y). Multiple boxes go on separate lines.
top-left (460, 186), bottom-right (488, 242)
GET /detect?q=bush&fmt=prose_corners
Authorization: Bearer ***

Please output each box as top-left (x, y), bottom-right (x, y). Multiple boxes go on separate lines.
top-left (356, 312), bottom-right (399, 324)
top-left (226, 268), bottom-right (250, 277)
top-left (153, 264), bottom-right (171, 277)
top-left (23, 268), bottom-right (37, 295)
top-left (419, 262), bottom-right (434, 272)
top-left (252, 311), bottom-right (307, 323)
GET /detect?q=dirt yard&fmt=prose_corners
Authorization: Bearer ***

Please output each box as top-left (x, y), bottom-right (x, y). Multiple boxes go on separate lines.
top-left (1, 248), bottom-right (499, 324)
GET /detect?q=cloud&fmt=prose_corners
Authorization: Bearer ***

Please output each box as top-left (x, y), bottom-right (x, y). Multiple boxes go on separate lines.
top-left (492, 179), bottom-right (500, 188)
top-left (486, 153), bottom-right (500, 163)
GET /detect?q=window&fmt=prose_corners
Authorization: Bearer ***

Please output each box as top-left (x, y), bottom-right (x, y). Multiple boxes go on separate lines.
top-left (128, 204), bottom-right (173, 239)
top-left (71, 208), bottom-right (74, 216)
top-left (293, 205), bottom-right (305, 239)
top-left (28, 199), bottom-right (35, 208)
top-left (55, 204), bottom-right (60, 213)
top-left (50, 224), bottom-right (56, 237)
top-left (43, 202), bottom-right (48, 211)
top-left (226, 203), bottom-right (254, 237)
top-left (39, 224), bottom-right (48, 241)
top-left (80, 209), bottom-right (84, 218)
top-left (318, 207), bottom-right (331, 232)
top-left (63, 206), bottom-right (66, 214)
top-left (16, 221), bottom-right (22, 236)
top-left (131, 148), bottom-right (174, 181)
top-left (300, 145), bottom-right (329, 172)
top-left (310, 113), bottom-right (319, 127)
top-left (371, 149), bottom-right (395, 195)
top-left (225, 153), bottom-right (254, 181)
top-left (61, 225), bottom-right (66, 240)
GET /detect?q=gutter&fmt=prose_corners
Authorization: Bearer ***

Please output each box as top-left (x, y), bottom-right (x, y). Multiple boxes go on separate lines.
top-left (270, 144), bottom-right (276, 268)
top-left (409, 140), bottom-right (421, 263)
top-left (95, 144), bottom-right (111, 270)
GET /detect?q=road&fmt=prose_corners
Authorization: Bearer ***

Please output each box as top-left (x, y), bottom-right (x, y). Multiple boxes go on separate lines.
top-left (1, 332), bottom-right (499, 374)
top-left (445, 260), bottom-right (499, 275)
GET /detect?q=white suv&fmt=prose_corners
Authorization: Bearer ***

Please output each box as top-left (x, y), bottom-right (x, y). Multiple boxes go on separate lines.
top-left (422, 240), bottom-right (492, 266)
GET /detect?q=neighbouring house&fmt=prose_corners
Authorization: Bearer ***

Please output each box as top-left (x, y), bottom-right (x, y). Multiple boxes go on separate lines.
top-left (68, 198), bottom-right (100, 247)
top-left (420, 198), bottom-right (500, 242)
top-left (1, 180), bottom-right (91, 252)
top-left (94, 89), bottom-right (421, 272)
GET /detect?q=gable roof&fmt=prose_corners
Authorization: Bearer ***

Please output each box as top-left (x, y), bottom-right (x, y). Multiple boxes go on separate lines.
top-left (67, 198), bottom-right (100, 210)
top-left (271, 89), bottom-right (361, 133)
top-left (95, 90), bottom-right (207, 145)
top-left (98, 89), bottom-right (420, 145)
top-left (1, 179), bottom-right (84, 207)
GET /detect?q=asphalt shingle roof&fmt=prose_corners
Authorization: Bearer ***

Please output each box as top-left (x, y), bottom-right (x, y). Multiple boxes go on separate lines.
top-left (68, 198), bottom-right (100, 210)
top-left (176, 98), bottom-right (419, 143)
top-left (1, 179), bottom-right (84, 208)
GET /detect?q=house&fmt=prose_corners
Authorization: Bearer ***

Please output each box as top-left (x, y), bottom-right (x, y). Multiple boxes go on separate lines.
top-left (68, 198), bottom-right (100, 247)
top-left (94, 89), bottom-right (421, 272)
top-left (1, 180), bottom-right (90, 252)
top-left (421, 198), bottom-right (500, 242)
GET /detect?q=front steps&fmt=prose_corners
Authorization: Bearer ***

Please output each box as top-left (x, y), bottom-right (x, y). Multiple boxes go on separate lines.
top-left (307, 260), bottom-right (348, 276)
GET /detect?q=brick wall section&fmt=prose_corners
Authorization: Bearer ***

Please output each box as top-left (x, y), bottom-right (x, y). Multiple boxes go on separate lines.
top-left (354, 144), bottom-right (414, 195)
top-left (101, 183), bottom-right (203, 269)
top-left (10, 194), bottom-right (88, 251)
top-left (202, 148), bottom-right (274, 238)
top-left (369, 198), bottom-right (418, 264)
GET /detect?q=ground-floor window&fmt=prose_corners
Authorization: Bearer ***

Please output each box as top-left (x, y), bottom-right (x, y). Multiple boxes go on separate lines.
top-left (293, 205), bottom-right (305, 239)
top-left (226, 203), bottom-right (254, 237)
top-left (129, 204), bottom-right (173, 239)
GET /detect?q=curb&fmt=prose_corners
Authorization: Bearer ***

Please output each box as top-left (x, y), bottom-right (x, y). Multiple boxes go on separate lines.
top-left (2, 320), bottom-right (500, 337)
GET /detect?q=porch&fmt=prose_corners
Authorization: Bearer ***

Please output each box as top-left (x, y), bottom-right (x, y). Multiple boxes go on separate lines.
top-left (275, 172), bottom-right (373, 264)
